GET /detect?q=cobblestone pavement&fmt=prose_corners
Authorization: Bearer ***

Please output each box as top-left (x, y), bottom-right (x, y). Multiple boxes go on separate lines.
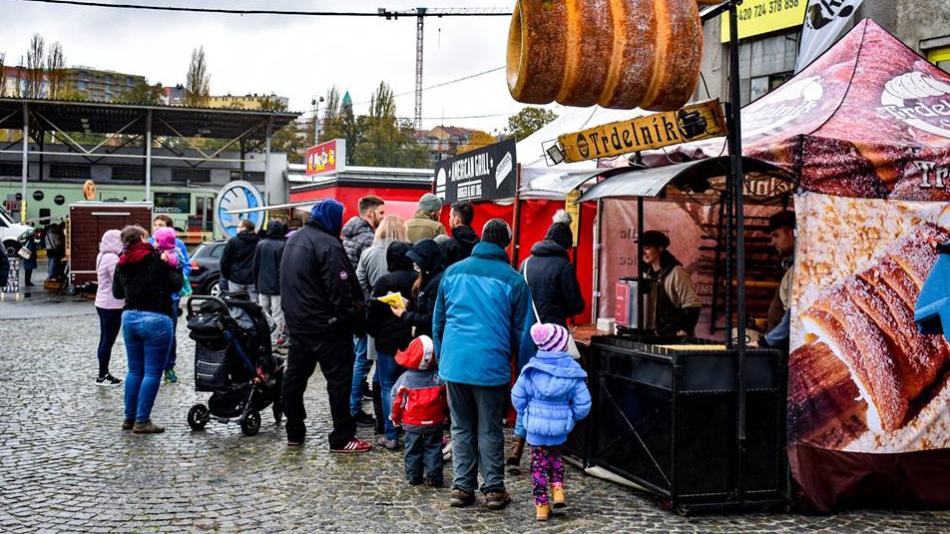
top-left (2, 308), bottom-right (950, 533)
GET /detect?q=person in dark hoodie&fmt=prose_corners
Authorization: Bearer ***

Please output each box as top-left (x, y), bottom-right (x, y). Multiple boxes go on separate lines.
top-left (366, 241), bottom-right (417, 451)
top-left (392, 239), bottom-right (445, 339)
top-left (253, 220), bottom-right (286, 345)
top-left (280, 199), bottom-right (371, 452)
top-left (442, 201), bottom-right (479, 266)
top-left (220, 219), bottom-right (261, 300)
top-left (519, 210), bottom-right (585, 327)
top-left (112, 225), bottom-right (183, 434)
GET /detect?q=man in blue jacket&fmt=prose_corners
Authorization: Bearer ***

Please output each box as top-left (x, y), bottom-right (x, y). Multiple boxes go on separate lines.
top-left (433, 218), bottom-right (534, 511)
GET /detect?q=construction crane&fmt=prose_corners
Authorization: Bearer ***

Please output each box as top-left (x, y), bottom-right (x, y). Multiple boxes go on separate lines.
top-left (377, 7), bottom-right (510, 130)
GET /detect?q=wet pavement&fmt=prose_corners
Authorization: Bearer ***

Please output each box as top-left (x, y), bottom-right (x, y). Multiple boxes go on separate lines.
top-left (2, 306), bottom-right (950, 533)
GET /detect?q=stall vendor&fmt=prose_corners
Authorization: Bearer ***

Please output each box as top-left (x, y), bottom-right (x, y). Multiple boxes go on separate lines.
top-left (760, 211), bottom-right (796, 349)
top-left (641, 230), bottom-right (702, 337)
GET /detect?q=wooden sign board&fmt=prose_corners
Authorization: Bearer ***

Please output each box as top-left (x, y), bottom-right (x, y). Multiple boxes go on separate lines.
top-left (557, 99), bottom-right (727, 163)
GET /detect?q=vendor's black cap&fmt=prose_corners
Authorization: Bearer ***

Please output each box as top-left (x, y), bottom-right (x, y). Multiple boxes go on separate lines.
top-left (767, 211), bottom-right (796, 232)
top-left (639, 230), bottom-right (670, 248)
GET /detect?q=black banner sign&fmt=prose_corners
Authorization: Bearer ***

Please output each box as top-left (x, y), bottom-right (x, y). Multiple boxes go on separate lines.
top-left (435, 138), bottom-right (517, 202)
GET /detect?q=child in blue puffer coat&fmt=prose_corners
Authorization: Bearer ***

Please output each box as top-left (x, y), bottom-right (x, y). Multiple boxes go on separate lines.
top-left (511, 323), bottom-right (591, 522)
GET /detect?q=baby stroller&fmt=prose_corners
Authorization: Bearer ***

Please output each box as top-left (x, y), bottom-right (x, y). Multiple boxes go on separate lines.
top-left (185, 294), bottom-right (284, 436)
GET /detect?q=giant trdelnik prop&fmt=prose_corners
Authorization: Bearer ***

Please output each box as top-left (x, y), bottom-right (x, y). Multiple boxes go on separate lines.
top-left (506, 0), bottom-right (708, 111)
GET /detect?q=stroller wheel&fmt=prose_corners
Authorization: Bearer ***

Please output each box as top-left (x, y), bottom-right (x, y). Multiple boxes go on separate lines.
top-left (241, 410), bottom-right (261, 436)
top-left (272, 401), bottom-right (283, 424)
top-left (188, 404), bottom-right (210, 431)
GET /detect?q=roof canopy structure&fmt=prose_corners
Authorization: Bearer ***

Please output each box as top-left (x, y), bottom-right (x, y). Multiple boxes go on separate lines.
top-left (0, 97), bottom-right (301, 211)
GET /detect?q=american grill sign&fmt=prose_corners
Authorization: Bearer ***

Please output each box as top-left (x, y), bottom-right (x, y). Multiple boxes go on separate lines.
top-left (557, 99), bottom-right (728, 163)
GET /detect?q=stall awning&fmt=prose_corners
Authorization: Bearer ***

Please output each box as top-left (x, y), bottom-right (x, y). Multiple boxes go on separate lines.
top-left (577, 156), bottom-right (794, 202)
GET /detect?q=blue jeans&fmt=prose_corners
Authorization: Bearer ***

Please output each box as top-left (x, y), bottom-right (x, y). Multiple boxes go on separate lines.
top-left (349, 335), bottom-right (372, 415)
top-left (122, 310), bottom-right (173, 423)
top-left (405, 428), bottom-right (444, 484)
top-left (446, 382), bottom-right (507, 494)
top-left (375, 350), bottom-right (404, 441)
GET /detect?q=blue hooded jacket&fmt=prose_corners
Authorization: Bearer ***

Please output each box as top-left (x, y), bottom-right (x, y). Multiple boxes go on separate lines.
top-left (433, 241), bottom-right (535, 387)
top-left (511, 350), bottom-right (591, 446)
top-left (310, 199), bottom-right (344, 237)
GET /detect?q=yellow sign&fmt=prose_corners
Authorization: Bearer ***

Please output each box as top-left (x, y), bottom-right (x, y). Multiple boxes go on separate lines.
top-left (565, 190), bottom-right (581, 247)
top-left (721, 0), bottom-right (807, 42)
top-left (557, 99), bottom-right (727, 164)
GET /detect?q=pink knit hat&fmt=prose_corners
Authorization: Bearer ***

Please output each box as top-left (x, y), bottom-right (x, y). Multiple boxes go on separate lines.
top-left (153, 227), bottom-right (177, 252)
top-left (531, 323), bottom-right (570, 352)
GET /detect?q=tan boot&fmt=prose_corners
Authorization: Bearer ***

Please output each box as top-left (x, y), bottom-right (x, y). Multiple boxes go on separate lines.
top-left (536, 503), bottom-right (551, 521)
top-left (552, 484), bottom-right (566, 508)
top-left (131, 420), bottom-right (165, 434)
top-left (506, 437), bottom-right (525, 469)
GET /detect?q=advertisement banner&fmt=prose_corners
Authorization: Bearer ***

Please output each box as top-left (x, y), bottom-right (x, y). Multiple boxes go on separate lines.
top-left (557, 100), bottom-right (727, 163)
top-left (435, 138), bottom-right (517, 202)
top-left (789, 193), bottom-right (950, 454)
top-left (795, 0), bottom-right (864, 72)
top-left (721, 0), bottom-right (808, 42)
top-left (305, 139), bottom-right (346, 176)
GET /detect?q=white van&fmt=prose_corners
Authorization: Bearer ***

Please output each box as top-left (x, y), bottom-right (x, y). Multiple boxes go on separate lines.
top-left (0, 204), bottom-right (34, 256)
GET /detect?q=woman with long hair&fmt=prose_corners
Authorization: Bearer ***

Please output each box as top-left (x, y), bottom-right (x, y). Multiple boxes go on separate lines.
top-left (353, 215), bottom-right (409, 434)
top-left (640, 230), bottom-right (701, 337)
top-left (112, 225), bottom-right (183, 434)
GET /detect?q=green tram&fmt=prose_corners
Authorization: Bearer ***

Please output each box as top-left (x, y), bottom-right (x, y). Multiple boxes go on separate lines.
top-left (0, 181), bottom-right (217, 242)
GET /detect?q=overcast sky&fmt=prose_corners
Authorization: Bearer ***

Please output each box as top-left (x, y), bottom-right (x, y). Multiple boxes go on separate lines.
top-left (3, 0), bottom-right (564, 133)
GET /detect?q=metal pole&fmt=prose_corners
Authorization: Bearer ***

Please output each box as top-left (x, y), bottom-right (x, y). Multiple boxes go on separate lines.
top-left (511, 163), bottom-right (523, 267)
top-left (637, 196), bottom-right (645, 332)
top-left (727, 0), bottom-right (749, 503)
top-left (21, 102), bottom-right (28, 223)
top-left (145, 109), bottom-right (153, 202)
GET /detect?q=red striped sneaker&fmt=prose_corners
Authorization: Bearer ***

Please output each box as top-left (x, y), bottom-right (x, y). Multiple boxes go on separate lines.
top-left (330, 438), bottom-right (372, 453)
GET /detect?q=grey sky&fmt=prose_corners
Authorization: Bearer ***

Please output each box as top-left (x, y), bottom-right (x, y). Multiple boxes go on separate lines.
top-left (2, 0), bottom-right (564, 134)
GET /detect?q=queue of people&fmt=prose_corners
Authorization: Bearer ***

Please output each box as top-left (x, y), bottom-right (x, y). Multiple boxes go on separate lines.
top-left (88, 192), bottom-right (594, 520)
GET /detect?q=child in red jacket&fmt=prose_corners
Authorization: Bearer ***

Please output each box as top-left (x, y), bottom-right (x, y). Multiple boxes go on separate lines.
top-left (392, 335), bottom-right (448, 487)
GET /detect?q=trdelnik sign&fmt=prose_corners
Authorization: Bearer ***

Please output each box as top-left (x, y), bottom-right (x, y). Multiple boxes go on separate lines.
top-left (435, 138), bottom-right (517, 202)
top-left (877, 71), bottom-right (950, 139)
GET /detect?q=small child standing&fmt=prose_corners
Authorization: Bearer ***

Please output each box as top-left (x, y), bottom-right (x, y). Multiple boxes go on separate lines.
top-left (391, 335), bottom-right (448, 487)
top-left (512, 323), bottom-right (592, 521)
top-left (153, 227), bottom-right (180, 269)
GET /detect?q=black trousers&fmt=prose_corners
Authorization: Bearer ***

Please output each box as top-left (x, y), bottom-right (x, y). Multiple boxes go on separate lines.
top-left (404, 427), bottom-right (444, 484)
top-left (96, 307), bottom-right (123, 377)
top-left (282, 335), bottom-right (356, 448)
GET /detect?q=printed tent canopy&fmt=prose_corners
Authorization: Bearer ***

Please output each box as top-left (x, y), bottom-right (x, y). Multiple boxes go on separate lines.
top-left (669, 19), bottom-right (950, 200)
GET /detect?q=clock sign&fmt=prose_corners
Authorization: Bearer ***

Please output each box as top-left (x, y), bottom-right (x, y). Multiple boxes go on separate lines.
top-left (215, 181), bottom-right (264, 238)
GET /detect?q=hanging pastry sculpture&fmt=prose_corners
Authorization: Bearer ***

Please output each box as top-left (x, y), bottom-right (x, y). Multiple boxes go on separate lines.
top-left (506, 0), bottom-right (705, 111)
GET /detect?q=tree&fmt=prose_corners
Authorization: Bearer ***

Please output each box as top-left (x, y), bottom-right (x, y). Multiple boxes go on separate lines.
top-left (354, 81), bottom-right (427, 168)
top-left (25, 33), bottom-right (44, 98)
top-left (0, 52), bottom-right (6, 97)
top-left (457, 130), bottom-right (498, 155)
top-left (117, 81), bottom-right (164, 104)
top-left (507, 106), bottom-right (558, 140)
top-left (46, 41), bottom-right (66, 99)
top-left (270, 123), bottom-right (306, 163)
top-left (185, 46), bottom-right (210, 106)
top-left (257, 95), bottom-right (287, 112)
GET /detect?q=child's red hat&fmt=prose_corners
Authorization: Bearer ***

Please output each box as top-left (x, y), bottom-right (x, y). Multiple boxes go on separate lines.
top-left (395, 335), bottom-right (436, 371)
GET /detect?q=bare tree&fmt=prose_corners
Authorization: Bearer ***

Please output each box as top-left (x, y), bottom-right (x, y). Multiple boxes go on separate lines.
top-left (26, 33), bottom-right (45, 98)
top-left (0, 52), bottom-right (6, 97)
top-left (185, 46), bottom-right (210, 106)
top-left (46, 41), bottom-right (66, 99)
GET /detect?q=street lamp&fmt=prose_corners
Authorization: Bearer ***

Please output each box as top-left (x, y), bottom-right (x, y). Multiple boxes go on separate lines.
top-left (311, 96), bottom-right (325, 145)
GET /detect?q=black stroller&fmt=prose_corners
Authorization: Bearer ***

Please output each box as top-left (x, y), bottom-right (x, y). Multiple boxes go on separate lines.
top-left (185, 295), bottom-right (284, 436)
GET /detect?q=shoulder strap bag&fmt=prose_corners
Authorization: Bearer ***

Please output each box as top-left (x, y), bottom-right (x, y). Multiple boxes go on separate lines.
top-left (523, 257), bottom-right (581, 359)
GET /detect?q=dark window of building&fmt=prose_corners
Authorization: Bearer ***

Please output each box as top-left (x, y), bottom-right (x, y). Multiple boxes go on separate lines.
top-left (111, 166), bottom-right (144, 181)
top-left (49, 164), bottom-right (90, 179)
top-left (54, 195), bottom-right (65, 205)
top-left (0, 163), bottom-right (29, 177)
top-left (171, 168), bottom-right (211, 183)
top-left (229, 170), bottom-right (265, 182)
top-left (32, 190), bottom-right (44, 201)
top-left (154, 192), bottom-right (191, 214)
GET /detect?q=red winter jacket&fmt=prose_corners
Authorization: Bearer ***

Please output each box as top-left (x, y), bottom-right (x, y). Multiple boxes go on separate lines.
top-left (391, 369), bottom-right (448, 430)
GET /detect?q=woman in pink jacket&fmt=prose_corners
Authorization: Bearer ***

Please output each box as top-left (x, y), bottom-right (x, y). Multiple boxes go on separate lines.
top-left (95, 229), bottom-right (125, 386)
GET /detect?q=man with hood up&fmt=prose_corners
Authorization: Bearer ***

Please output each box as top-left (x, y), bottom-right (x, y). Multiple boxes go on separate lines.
top-left (280, 199), bottom-right (372, 453)
top-left (220, 219), bottom-right (261, 300)
top-left (253, 220), bottom-right (286, 345)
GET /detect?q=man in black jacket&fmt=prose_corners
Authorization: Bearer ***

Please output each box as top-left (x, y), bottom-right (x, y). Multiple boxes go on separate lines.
top-left (280, 199), bottom-right (371, 452)
top-left (253, 220), bottom-right (285, 345)
top-left (220, 219), bottom-right (260, 300)
top-left (441, 201), bottom-right (479, 267)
